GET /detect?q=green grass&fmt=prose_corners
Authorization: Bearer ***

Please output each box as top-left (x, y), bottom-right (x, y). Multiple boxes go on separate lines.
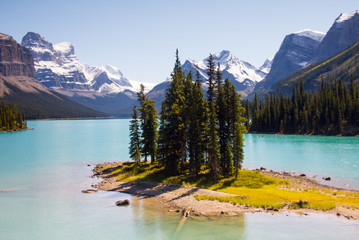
top-left (104, 162), bottom-right (359, 211)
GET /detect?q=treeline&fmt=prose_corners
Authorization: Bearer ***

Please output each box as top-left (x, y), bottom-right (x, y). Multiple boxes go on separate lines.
top-left (0, 103), bottom-right (27, 131)
top-left (249, 77), bottom-right (359, 135)
top-left (129, 50), bottom-right (247, 182)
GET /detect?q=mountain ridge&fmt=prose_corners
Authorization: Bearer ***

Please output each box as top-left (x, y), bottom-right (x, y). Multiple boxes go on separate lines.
top-left (0, 32), bottom-right (106, 119)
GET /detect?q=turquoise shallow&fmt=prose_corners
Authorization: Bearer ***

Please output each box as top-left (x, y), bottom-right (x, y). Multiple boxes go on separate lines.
top-left (0, 119), bottom-right (359, 240)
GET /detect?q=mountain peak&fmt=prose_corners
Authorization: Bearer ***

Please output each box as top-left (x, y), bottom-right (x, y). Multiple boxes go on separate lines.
top-left (294, 29), bottom-right (325, 42)
top-left (212, 50), bottom-right (235, 63)
top-left (0, 33), bottom-right (13, 40)
top-left (335, 10), bottom-right (359, 24)
top-left (259, 58), bottom-right (273, 74)
top-left (21, 32), bottom-right (53, 50)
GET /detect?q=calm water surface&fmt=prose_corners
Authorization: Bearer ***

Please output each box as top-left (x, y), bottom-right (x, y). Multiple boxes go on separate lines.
top-left (0, 119), bottom-right (358, 240)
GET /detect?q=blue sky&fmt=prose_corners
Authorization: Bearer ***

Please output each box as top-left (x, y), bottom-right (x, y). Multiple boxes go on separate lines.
top-left (1, 0), bottom-right (358, 84)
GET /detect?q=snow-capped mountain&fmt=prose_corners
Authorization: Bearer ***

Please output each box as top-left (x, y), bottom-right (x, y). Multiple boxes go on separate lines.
top-left (181, 50), bottom-right (267, 97)
top-left (147, 50), bottom-right (266, 106)
top-left (253, 29), bottom-right (325, 95)
top-left (21, 32), bottom-right (153, 95)
top-left (310, 10), bottom-right (359, 64)
top-left (259, 57), bottom-right (273, 74)
top-left (21, 32), bottom-right (154, 116)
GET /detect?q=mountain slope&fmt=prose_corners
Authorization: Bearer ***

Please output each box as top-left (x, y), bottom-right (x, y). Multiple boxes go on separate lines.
top-left (21, 32), bottom-right (154, 116)
top-left (270, 40), bottom-right (359, 95)
top-left (310, 10), bottom-right (359, 64)
top-left (0, 33), bottom-right (106, 119)
top-left (253, 29), bottom-right (325, 96)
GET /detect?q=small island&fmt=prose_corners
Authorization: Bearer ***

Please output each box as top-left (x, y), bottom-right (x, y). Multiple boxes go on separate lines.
top-left (90, 52), bottom-right (359, 221)
top-left (94, 161), bottom-right (359, 220)
top-left (0, 103), bottom-right (27, 132)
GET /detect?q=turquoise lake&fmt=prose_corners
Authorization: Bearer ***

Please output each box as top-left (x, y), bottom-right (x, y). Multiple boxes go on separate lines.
top-left (1, 119), bottom-right (359, 239)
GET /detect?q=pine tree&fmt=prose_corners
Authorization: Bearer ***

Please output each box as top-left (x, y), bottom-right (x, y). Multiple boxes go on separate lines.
top-left (161, 49), bottom-right (187, 175)
top-left (137, 84), bottom-right (159, 163)
top-left (206, 54), bottom-right (216, 103)
top-left (187, 74), bottom-right (208, 177)
top-left (129, 106), bottom-right (141, 164)
top-left (208, 100), bottom-right (220, 182)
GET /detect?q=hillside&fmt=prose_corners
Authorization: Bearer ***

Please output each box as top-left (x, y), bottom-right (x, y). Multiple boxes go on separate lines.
top-left (271, 40), bottom-right (359, 95)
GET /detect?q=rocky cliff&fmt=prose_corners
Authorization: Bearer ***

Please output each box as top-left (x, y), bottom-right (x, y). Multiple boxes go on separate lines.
top-left (0, 33), bottom-right (35, 78)
top-left (253, 30), bottom-right (325, 96)
top-left (310, 10), bottom-right (359, 64)
top-left (0, 32), bottom-right (105, 119)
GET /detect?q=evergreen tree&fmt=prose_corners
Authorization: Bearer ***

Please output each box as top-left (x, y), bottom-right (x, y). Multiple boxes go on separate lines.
top-left (160, 50), bottom-right (187, 175)
top-left (206, 54), bottom-right (216, 103)
top-left (187, 74), bottom-right (208, 177)
top-left (250, 76), bottom-right (359, 135)
top-left (129, 106), bottom-right (141, 164)
top-left (208, 100), bottom-right (220, 182)
top-left (137, 84), bottom-right (159, 163)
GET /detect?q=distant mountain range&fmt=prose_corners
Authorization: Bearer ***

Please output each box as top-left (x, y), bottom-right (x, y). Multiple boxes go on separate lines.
top-left (0, 33), bottom-right (105, 119)
top-left (147, 50), bottom-right (269, 108)
top-left (21, 32), bottom-right (155, 116)
top-left (2, 10), bottom-right (359, 118)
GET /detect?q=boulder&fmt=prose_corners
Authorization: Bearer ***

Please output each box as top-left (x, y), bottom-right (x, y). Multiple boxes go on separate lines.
top-left (81, 189), bottom-right (98, 194)
top-left (115, 199), bottom-right (130, 206)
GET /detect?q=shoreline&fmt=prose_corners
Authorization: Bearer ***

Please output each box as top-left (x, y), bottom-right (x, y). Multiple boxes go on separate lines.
top-left (92, 162), bottom-right (359, 220)
top-left (247, 131), bottom-right (359, 137)
top-left (0, 127), bottom-right (31, 133)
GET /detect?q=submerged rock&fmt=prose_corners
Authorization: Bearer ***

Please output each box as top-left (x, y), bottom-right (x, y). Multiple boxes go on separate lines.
top-left (81, 189), bottom-right (98, 194)
top-left (115, 199), bottom-right (130, 206)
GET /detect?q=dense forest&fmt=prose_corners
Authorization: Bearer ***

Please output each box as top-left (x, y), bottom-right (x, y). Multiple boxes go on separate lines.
top-left (129, 51), bottom-right (247, 182)
top-left (249, 77), bottom-right (359, 135)
top-left (0, 103), bottom-right (27, 131)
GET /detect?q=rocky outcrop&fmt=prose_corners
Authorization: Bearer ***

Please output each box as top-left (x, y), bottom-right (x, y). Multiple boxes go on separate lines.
top-left (311, 10), bottom-right (359, 64)
top-left (254, 30), bottom-right (324, 95)
top-left (0, 33), bottom-right (36, 78)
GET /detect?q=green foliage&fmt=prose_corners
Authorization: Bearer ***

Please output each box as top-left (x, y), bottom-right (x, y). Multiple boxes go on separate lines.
top-left (0, 102), bottom-right (27, 131)
top-left (250, 77), bottom-right (359, 135)
top-left (133, 50), bottom-right (247, 183)
top-left (136, 84), bottom-right (159, 163)
top-left (129, 106), bottom-right (141, 163)
top-left (107, 162), bottom-right (359, 211)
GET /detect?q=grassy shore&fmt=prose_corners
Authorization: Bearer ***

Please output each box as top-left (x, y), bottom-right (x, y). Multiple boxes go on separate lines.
top-left (100, 162), bottom-right (359, 212)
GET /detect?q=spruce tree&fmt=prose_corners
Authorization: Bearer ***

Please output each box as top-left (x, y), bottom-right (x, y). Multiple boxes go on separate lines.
top-left (206, 54), bottom-right (216, 103)
top-left (161, 50), bottom-right (187, 175)
top-left (187, 74), bottom-right (208, 178)
top-left (137, 84), bottom-right (159, 163)
top-left (129, 106), bottom-right (141, 164)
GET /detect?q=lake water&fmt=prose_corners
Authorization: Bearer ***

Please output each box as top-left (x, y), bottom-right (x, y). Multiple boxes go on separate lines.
top-left (1, 119), bottom-right (358, 239)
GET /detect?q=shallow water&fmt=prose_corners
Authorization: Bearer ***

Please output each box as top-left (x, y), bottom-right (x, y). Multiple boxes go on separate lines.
top-left (0, 119), bottom-right (358, 239)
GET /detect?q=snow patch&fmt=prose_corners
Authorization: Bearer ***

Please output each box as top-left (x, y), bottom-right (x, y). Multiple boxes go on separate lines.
top-left (53, 42), bottom-right (73, 54)
top-left (336, 10), bottom-right (359, 23)
top-left (294, 29), bottom-right (325, 42)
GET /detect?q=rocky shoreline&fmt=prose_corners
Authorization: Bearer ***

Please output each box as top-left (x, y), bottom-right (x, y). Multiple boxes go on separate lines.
top-left (90, 162), bottom-right (359, 220)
